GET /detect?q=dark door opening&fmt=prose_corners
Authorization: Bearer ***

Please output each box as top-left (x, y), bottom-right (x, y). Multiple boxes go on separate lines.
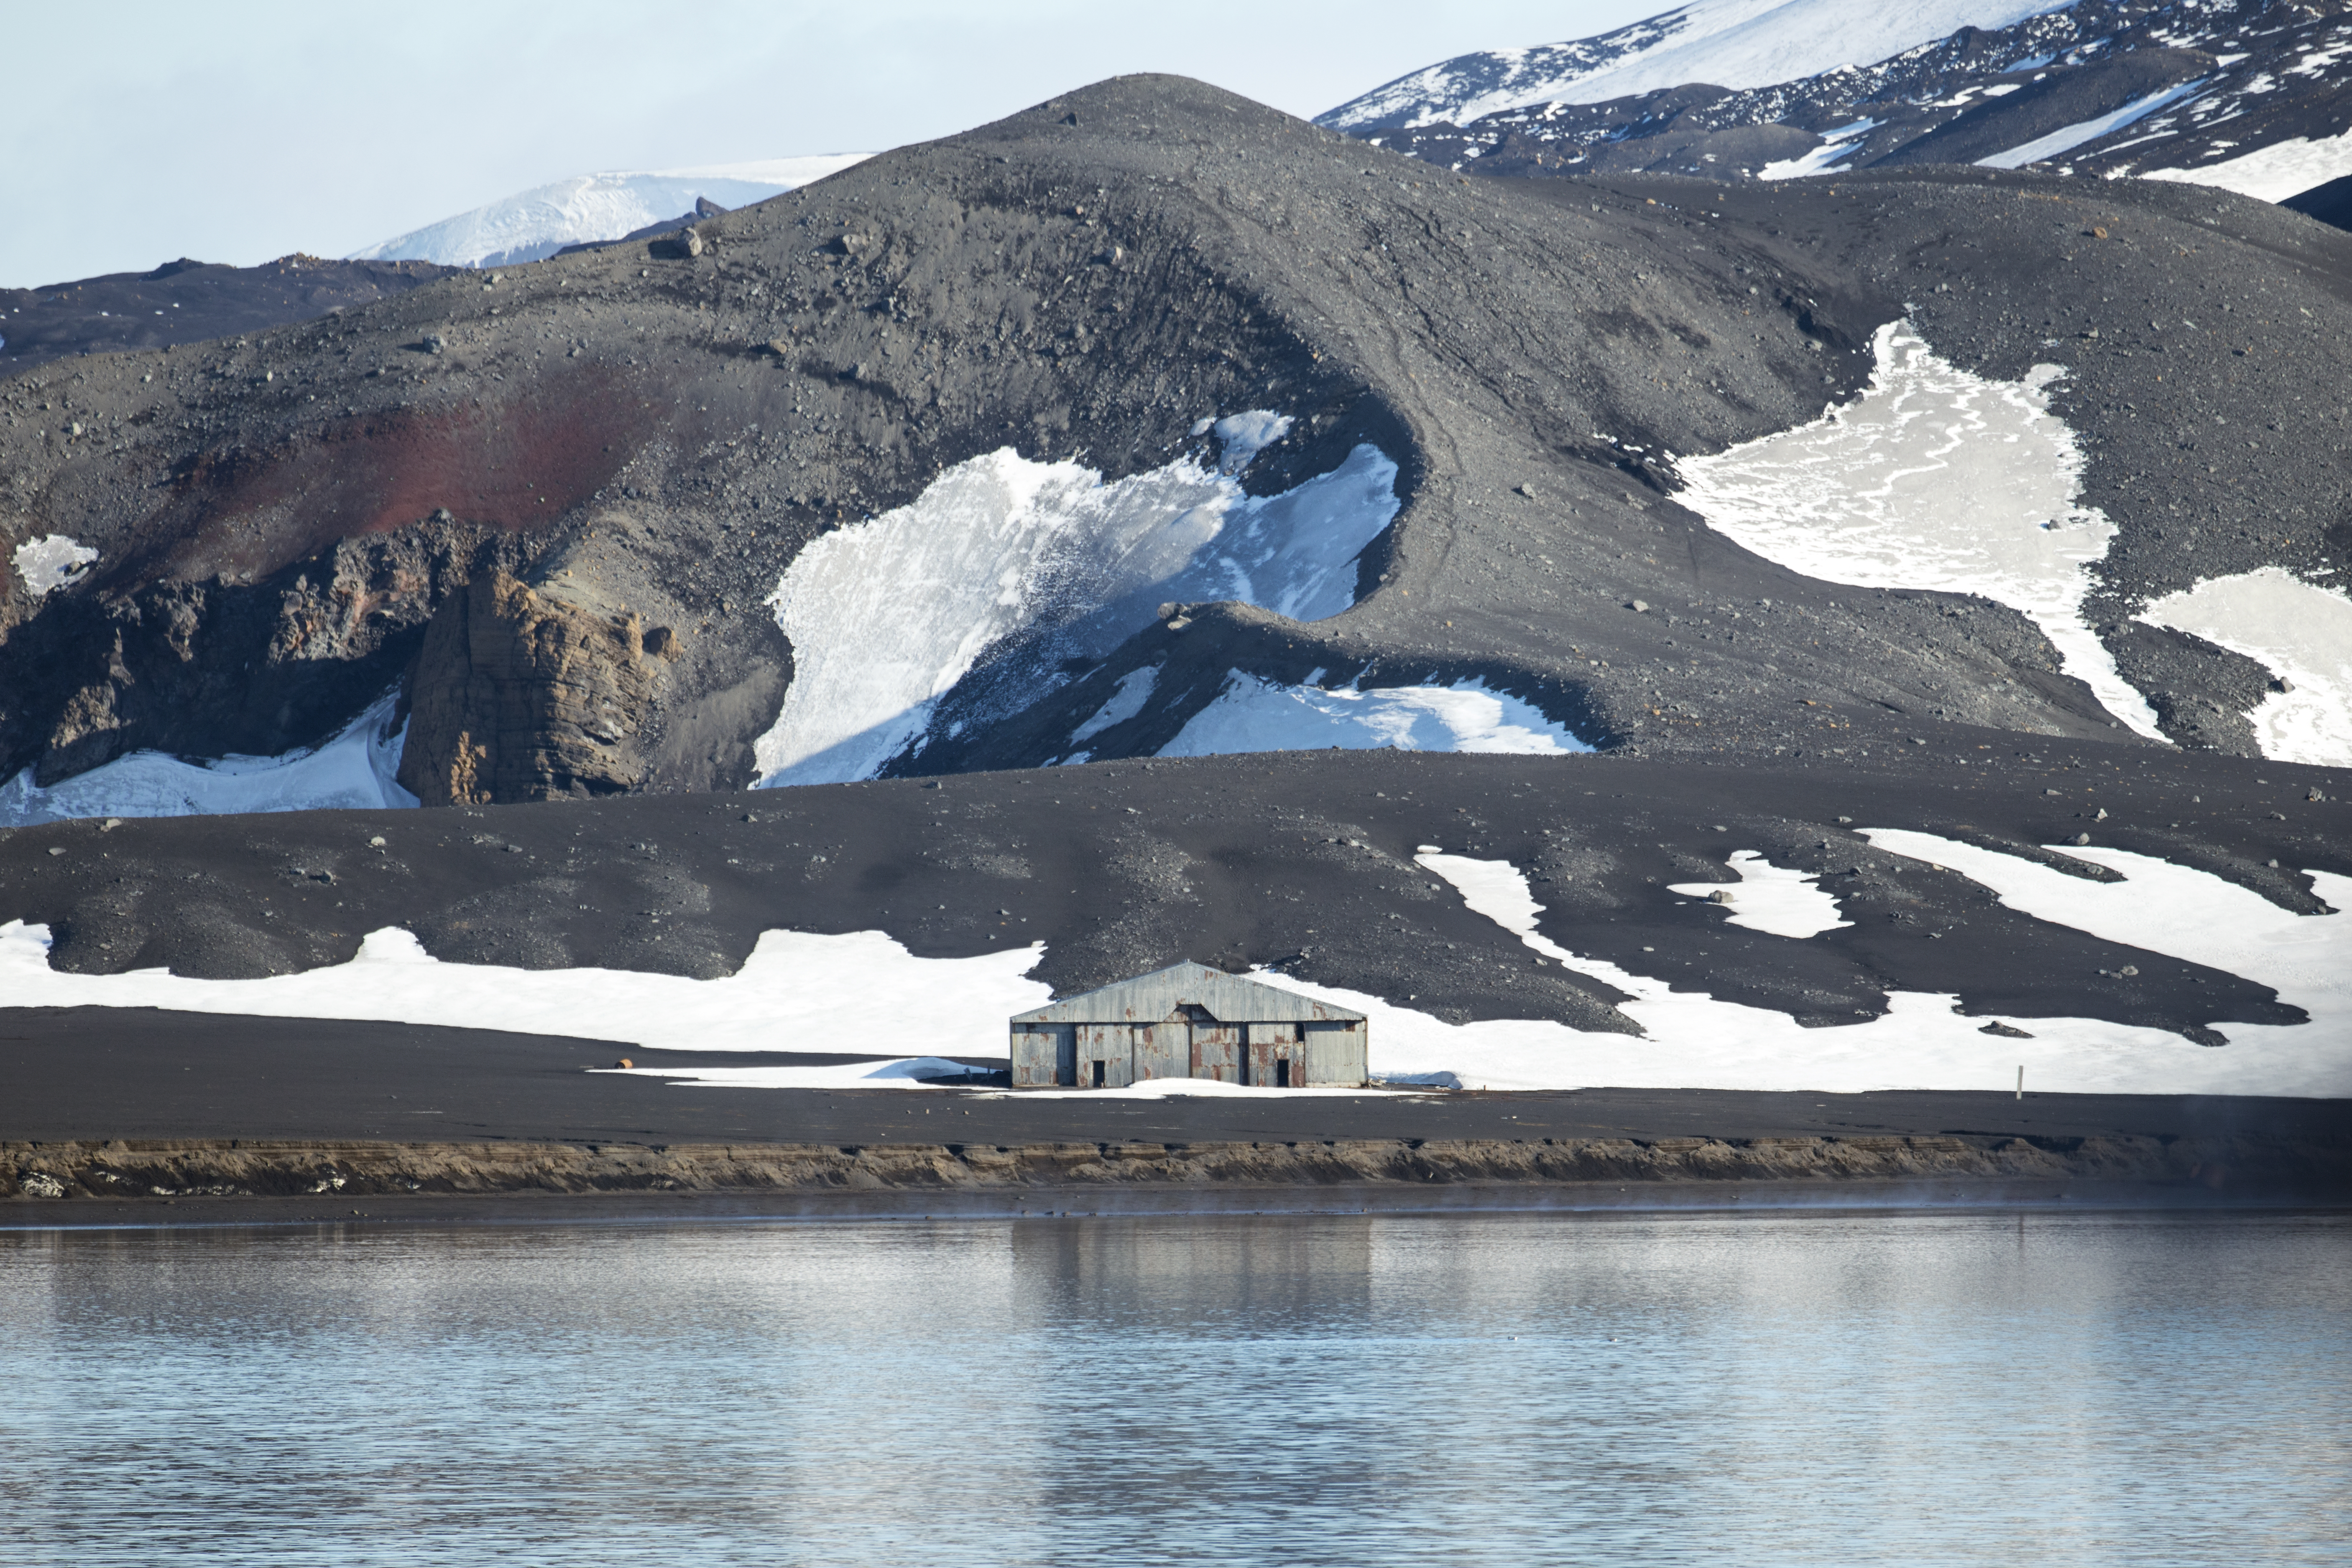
top-left (1274, 1059), bottom-right (1291, 1088)
top-left (1091, 1060), bottom-right (1106, 1088)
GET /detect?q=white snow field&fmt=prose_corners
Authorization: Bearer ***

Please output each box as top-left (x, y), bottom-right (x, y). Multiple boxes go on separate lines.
top-left (1667, 850), bottom-right (1851, 937)
top-left (1974, 80), bottom-right (2207, 170)
top-left (2145, 125), bottom-right (2352, 203)
top-left (0, 922), bottom-right (1050, 1087)
top-left (10, 533), bottom-right (97, 596)
top-left (753, 425), bottom-right (1399, 787)
top-left (2138, 568), bottom-right (2352, 768)
top-left (1322, 0), bottom-right (2065, 128)
top-left (352, 155), bottom-right (872, 269)
top-left (1159, 674), bottom-right (1590, 759)
top-left (0, 693), bottom-right (416, 828)
top-left (1675, 320), bottom-right (2165, 739)
top-left (1393, 845), bottom-right (2352, 1097)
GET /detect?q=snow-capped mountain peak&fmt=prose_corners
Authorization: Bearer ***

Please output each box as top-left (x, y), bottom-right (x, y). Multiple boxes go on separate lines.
top-left (1319, 0), bottom-right (2069, 132)
top-left (1324, 0), bottom-right (2352, 213)
top-left (350, 154), bottom-right (872, 270)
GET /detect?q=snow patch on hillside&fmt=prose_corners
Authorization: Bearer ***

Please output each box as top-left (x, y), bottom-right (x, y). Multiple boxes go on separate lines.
top-left (0, 693), bottom-right (416, 827)
top-left (1975, 80), bottom-right (2206, 169)
top-left (2145, 125), bottom-right (2352, 202)
top-left (1675, 320), bottom-right (2164, 740)
top-left (1668, 850), bottom-right (1851, 937)
top-left (2139, 568), bottom-right (2352, 767)
top-left (1393, 846), bottom-right (2352, 1096)
top-left (753, 429), bottom-right (1399, 787)
top-left (0, 921), bottom-right (1049, 1068)
top-left (1758, 118), bottom-right (1879, 179)
top-left (1070, 666), bottom-right (1161, 744)
top-left (10, 534), bottom-right (97, 596)
top-left (352, 155), bottom-right (871, 269)
top-left (1161, 675), bottom-right (1589, 759)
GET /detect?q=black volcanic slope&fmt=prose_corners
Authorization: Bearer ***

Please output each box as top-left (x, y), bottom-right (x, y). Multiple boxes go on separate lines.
top-left (1, 747), bottom-right (2341, 1045)
top-left (2, 253), bottom-right (454, 376)
top-left (3, 74), bottom-right (2347, 800)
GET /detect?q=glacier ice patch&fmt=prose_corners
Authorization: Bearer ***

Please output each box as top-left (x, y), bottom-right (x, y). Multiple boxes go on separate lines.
top-left (1161, 674), bottom-right (1589, 759)
top-left (753, 426), bottom-right (1398, 787)
top-left (0, 692), bottom-right (417, 827)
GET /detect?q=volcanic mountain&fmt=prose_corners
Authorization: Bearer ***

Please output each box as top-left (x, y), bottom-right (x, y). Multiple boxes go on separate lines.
top-left (1327, 0), bottom-right (2352, 214)
top-left (0, 76), bottom-right (2347, 1100)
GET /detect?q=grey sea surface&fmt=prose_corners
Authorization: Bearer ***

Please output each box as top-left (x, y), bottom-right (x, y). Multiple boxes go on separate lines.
top-left (3, 1208), bottom-right (2346, 1566)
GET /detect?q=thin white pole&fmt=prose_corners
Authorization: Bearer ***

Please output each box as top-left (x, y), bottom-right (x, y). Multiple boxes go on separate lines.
top-left (2016, 1065), bottom-right (2024, 1100)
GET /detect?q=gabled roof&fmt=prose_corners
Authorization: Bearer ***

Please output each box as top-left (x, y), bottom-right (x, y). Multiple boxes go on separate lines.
top-left (1011, 962), bottom-right (1366, 1025)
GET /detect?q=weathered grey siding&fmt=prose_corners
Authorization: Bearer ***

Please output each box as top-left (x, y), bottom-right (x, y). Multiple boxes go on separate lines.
top-left (1304, 1021), bottom-right (1368, 1087)
top-left (1010, 1023), bottom-right (1075, 1088)
top-left (1076, 1023), bottom-right (1134, 1089)
top-left (1010, 963), bottom-right (1367, 1090)
top-left (1011, 963), bottom-right (1366, 1027)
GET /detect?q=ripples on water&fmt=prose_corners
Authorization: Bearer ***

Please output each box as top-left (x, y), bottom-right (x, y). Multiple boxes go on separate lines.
top-left (3, 1209), bottom-right (2346, 1566)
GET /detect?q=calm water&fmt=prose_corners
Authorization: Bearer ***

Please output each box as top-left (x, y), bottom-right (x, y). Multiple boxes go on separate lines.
top-left (2, 1208), bottom-right (2346, 1566)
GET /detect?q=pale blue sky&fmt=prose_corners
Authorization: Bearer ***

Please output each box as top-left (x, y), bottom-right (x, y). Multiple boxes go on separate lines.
top-left (4, 2), bottom-right (1654, 288)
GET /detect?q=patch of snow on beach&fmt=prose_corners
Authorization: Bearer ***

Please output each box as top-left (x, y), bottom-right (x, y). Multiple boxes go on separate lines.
top-left (0, 922), bottom-right (1051, 1073)
top-left (753, 429), bottom-right (1398, 787)
top-left (1675, 321), bottom-right (2164, 740)
top-left (1669, 850), bottom-right (1852, 937)
top-left (11, 533), bottom-right (97, 596)
top-left (2145, 125), bottom-right (2352, 202)
top-left (2138, 568), bottom-right (2352, 767)
top-left (606, 1058), bottom-right (996, 1091)
top-left (1161, 675), bottom-right (1589, 759)
top-left (1974, 80), bottom-right (2206, 169)
top-left (1379, 849), bottom-right (2352, 1097)
top-left (0, 693), bottom-right (416, 827)
top-left (352, 155), bottom-right (872, 268)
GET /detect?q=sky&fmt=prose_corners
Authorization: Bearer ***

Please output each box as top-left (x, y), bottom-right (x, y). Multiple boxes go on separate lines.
top-left (3, 1), bottom-right (1659, 289)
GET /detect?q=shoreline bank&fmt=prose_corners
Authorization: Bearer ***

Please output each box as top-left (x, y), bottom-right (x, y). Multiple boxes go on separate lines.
top-left (7, 1130), bottom-right (2344, 1219)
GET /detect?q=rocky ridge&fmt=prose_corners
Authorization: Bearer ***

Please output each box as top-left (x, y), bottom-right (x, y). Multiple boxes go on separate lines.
top-left (3, 76), bottom-right (2347, 804)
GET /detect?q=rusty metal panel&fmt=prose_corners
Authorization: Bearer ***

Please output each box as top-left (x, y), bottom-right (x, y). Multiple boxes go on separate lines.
top-left (1190, 1023), bottom-right (1242, 1083)
top-left (1077, 1023), bottom-right (1134, 1089)
top-left (1245, 1021), bottom-right (1302, 1089)
top-left (1303, 1021), bottom-right (1367, 1087)
top-left (1134, 1017), bottom-right (1187, 1080)
top-left (1008, 1023), bottom-right (1076, 1088)
top-left (1009, 1027), bottom-right (1057, 1088)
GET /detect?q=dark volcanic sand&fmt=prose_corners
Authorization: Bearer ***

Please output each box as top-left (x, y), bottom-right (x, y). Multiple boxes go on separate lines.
top-left (8, 1002), bottom-right (2341, 1152)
